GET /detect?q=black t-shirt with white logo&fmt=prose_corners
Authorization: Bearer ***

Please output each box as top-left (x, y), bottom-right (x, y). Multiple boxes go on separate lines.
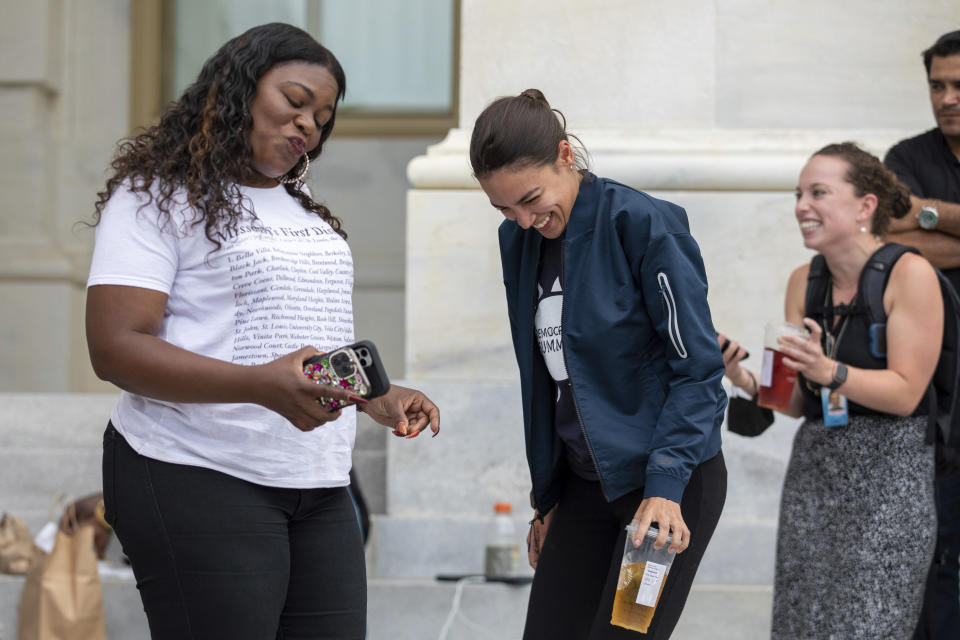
top-left (535, 236), bottom-right (598, 480)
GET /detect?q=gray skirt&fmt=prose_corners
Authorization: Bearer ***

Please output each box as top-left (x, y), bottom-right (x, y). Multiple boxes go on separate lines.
top-left (771, 414), bottom-right (936, 639)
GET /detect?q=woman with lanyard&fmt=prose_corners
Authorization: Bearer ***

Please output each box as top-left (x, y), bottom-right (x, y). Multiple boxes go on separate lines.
top-left (470, 89), bottom-right (728, 639)
top-left (723, 142), bottom-right (941, 638)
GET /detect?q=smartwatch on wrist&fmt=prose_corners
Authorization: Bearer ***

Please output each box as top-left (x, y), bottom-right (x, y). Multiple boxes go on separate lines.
top-left (917, 203), bottom-right (939, 230)
top-left (827, 362), bottom-right (848, 391)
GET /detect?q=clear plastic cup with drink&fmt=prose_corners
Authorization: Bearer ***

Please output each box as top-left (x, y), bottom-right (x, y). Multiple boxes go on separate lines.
top-left (610, 523), bottom-right (676, 633)
top-left (758, 321), bottom-right (807, 411)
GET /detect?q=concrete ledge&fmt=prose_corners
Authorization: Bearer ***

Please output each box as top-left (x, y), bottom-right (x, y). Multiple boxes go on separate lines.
top-left (368, 579), bottom-right (771, 640)
top-left (1, 573), bottom-right (772, 640)
top-left (369, 514), bottom-right (531, 580)
top-left (407, 127), bottom-right (913, 191)
top-left (0, 571), bottom-right (149, 640)
top-left (370, 513), bottom-right (778, 585)
top-left (0, 386), bottom-right (791, 637)
top-left (0, 574), bottom-right (772, 640)
top-left (0, 392), bottom-right (388, 530)
top-left (0, 393), bottom-right (117, 532)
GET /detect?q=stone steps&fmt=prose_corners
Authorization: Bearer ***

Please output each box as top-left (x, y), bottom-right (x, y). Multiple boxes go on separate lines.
top-left (0, 388), bottom-right (792, 638)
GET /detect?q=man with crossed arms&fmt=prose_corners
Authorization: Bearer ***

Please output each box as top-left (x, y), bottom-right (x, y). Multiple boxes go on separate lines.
top-left (884, 29), bottom-right (960, 640)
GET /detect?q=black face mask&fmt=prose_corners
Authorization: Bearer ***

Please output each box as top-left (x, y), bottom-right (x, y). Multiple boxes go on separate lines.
top-left (726, 395), bottom-right (775, 438)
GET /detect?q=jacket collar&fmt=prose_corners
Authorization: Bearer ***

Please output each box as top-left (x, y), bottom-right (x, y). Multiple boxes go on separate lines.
top-left (564, 172), bottom-right (602, 241)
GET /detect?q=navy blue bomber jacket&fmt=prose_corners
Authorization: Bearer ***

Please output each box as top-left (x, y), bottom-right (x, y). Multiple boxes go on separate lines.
top-left (499, 174), bottom-right (726, 516)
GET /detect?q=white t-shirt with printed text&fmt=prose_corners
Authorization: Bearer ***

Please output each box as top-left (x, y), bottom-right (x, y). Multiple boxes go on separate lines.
top-left (87, 182), bottom-right (356, 488)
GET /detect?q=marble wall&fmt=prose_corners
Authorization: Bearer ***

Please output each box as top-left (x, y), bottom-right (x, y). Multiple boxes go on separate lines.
top-left (406, 0), bottom-right (960, 382)
top-left (458, 0), bottom-right (946, 133)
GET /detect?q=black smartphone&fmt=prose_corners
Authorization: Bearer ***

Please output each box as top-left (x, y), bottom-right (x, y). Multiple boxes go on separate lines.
top-left (719, 335), bottom-right (749, 361)
top-left (303, 340), bottom-right (390, 408)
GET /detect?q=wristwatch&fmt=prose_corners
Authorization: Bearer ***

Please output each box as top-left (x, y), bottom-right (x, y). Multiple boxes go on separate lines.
top-left (827, 362), bottom-right (848, 391)
top-left (917, 203), bottom-right (939, 230)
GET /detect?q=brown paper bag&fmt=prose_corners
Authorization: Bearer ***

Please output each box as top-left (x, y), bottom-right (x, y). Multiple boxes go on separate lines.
top-left (0, 513), bottom-right (36, 574)
top-left (17, 523), bottom-right (107, 640)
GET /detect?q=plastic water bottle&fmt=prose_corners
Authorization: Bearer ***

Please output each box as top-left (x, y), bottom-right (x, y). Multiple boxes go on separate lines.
top-left (484, 502), bottom-right (519, 577)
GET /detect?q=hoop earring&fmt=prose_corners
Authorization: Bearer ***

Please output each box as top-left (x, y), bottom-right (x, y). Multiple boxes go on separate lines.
top-left (278, 153), bottom-right (309, 184)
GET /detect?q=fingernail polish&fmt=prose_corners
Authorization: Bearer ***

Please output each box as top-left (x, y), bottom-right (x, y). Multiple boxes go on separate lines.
top-left (349, 395), bottom-right (368, 404)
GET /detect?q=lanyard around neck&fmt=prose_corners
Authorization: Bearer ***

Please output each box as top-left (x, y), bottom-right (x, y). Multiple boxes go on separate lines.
top-left (821, 280), bottom-right (857, 360)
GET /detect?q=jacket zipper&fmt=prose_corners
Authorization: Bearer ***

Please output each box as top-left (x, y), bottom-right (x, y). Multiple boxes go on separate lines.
top-left (657, 272), bottom-right (688, 359)
top-left (559, 242), bottom-right (610, 502)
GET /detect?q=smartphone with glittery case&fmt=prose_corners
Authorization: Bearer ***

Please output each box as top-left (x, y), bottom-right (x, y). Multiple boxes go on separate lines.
top-left (303, 340), bottom-right (390, 409)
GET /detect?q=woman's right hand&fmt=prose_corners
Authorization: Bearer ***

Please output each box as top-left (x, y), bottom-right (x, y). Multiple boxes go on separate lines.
top-left (527, 506), bottom-right (555, 569)
top-left (87, 286), bottom-right (357, 431)
top-left (252, 346), bottom-right (359, 432)
top-left (717, 333), bottom-right (756, 395)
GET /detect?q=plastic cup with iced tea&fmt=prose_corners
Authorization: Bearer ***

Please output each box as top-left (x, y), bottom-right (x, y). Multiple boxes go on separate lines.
top-left (610, 523), bottom-right (676, 633)
top-left (758, 321), bottom-right (807, 412)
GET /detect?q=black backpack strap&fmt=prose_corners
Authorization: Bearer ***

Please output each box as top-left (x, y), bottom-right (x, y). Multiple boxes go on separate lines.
top-left (858, 243), bottom-right (920, 326)
top-left (805, 254), bottom-right (829, 320)
top-left (858, 243), bottom-right (920, 358)
top-left (864, 246), bottom-right (955, 447)
top-left (933, 270), bottom-right (960, 448)
top-left (928, 386), bottom-right (940, 446)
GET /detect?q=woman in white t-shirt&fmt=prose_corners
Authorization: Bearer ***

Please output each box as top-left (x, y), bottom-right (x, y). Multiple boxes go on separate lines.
top-left (86, 23), bottom-right (438, 640)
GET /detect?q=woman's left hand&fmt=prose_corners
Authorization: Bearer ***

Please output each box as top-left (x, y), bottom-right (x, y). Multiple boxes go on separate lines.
top-left (631, 497), bottom-right (689, 554)
top-left (778, 318), bottom-right (835, 386)
top-left (361, 384), bottom-right (440, 438)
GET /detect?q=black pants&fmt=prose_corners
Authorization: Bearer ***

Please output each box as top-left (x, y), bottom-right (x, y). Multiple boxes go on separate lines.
top-left (102, 423), bottom-right (366, 640)
top-left (523, 451), bottom-right (726, 639)
top-left (914, 468), bottom-right (960, 639)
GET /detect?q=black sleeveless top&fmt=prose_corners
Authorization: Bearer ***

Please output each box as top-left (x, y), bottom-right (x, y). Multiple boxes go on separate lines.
top-left (799, 253), bottom-right (928, 420)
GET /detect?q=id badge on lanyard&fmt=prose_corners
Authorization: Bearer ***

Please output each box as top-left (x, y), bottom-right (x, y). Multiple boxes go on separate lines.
top-left (821, 323), bottom-right (849, 427)
top-left (821, 387), bottom-right (849, 427)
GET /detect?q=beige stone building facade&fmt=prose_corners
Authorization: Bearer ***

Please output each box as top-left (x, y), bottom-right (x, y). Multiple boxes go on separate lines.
top-left (0, 0), bottom-right (453, 392)
top-left (2, 1), bottom-right (960, 636)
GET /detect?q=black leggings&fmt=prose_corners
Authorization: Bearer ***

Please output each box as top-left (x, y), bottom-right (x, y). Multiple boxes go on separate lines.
top-left (102, 423), bottom-right (366, 640)
top-left (523, 451), bottom-right (727, 639)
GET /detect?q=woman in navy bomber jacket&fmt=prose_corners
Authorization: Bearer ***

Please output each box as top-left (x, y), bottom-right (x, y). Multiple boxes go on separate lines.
top-left (469, 88), bottom-right (728, 640)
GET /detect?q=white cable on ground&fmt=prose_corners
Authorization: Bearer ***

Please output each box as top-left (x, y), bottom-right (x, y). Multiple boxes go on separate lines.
top-left (437, 576), bottom-right (500, 640)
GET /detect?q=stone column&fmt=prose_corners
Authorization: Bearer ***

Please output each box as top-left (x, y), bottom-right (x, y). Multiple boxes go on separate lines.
top-left (0, 0), bottom-right (129, 391)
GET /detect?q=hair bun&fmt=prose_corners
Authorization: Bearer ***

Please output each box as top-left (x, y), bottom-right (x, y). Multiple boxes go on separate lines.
top-left (890, 181), bottom-right (912, 219)
top-left (520, 88), bottom-right (548, 105)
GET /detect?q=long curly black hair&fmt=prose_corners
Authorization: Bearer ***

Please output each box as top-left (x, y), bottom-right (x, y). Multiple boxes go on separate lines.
top-left (93, 22), bottom-right (348, 246)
